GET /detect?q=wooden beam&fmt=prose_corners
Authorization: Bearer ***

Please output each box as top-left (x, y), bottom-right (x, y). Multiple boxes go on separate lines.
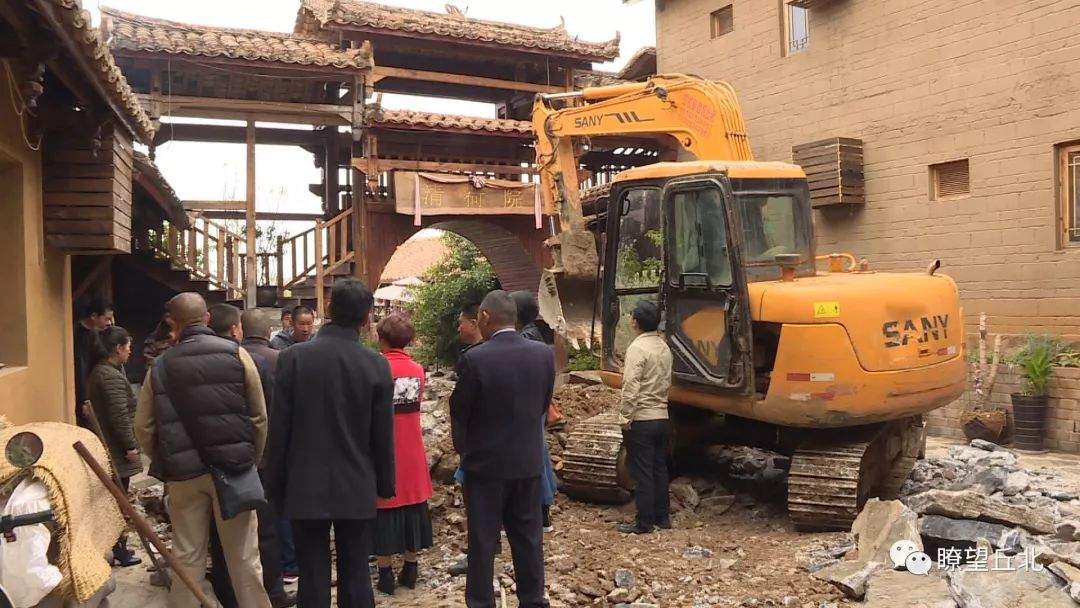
top-left (137, 94), bottom-right (352, 126)
top-left (154, 123), bottom-right (323, 147)
top-left (245, 121), bottom-right (257, 308)
top-left (353, 158), bottom-right (534, 175)
top-left (183, 200), bottom-right (246, 211)
top-left (114, 50), bottom-right (368, 79)
top-left (72, 256), bottom-right (113, 302)
top-left (198, 211), bottom-right (323, 222)
top-left (372, 66), bottom-right (564, 95)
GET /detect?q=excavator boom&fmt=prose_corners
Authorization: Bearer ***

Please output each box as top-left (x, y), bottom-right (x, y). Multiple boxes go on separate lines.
top-left (532, 74), bottom-right (754, 345)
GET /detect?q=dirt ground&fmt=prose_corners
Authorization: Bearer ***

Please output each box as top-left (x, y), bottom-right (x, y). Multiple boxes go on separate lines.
top-left (109, 380), bottom-right (1080, 608)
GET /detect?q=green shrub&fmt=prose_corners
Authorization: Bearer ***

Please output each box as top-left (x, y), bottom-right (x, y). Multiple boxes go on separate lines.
top-left (406, 233), bottom-right (499, 367)
top-left (1013, 334), bottom-right (1063, 396)
top-left (568, 346), bottom-right (601, 371)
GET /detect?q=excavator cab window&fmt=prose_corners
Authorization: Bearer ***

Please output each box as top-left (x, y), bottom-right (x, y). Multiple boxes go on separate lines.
top-left (660, 175), bottom-right (754, 393)
top-left (607, 186), bottom-right (663, 364)
top-left (671, 187), bottom-right (733, 287)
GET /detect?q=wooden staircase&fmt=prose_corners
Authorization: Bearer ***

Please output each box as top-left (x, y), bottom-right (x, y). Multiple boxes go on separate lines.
top-left (136, 207), bottom-right (356, 312)
top-left (139, 216), bottom-right (250, 307)
top-left (276, 208), bottom-right (354, 314)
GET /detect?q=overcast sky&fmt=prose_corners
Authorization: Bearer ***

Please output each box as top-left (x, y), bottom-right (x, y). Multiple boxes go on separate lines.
top-left (83, 0), bottom-right (656, 232)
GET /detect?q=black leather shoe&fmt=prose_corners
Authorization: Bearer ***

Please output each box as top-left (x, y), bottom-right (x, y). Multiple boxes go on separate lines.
top-left (616, 522), bottom-right (652, 535)
top-left (113, 551), bottom-right (142, 568)
top-left (398, 561), bottom-right (418, 589)
top-left (376, 566), bottom-right (395, 595)
top-left (656, 518), bottom-right (672, 530)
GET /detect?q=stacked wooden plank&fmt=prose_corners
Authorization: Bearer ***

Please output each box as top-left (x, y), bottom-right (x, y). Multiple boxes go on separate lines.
top-left (792, 137), bottom-right (864, 208)
top-left (43, 123), bottom-right (133, 253)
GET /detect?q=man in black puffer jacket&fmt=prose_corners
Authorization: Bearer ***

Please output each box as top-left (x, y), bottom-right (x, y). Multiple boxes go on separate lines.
top-left (135, 292), bottom-right (271, 608)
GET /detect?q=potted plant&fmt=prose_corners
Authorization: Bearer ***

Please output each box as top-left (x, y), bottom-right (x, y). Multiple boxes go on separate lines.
top-left (1010, 334), bottom-right (1061, 452)
top-left (961, 313), bottom-right (1007, 442)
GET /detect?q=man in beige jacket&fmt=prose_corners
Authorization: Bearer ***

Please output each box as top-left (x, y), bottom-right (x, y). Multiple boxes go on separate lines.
top-left (617, 300), bottom-right (673, 535)
top-left (135, 292), bottom-right (271, 608)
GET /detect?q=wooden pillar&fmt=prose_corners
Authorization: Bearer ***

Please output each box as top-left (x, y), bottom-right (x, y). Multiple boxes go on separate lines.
top-left (323, 130), bottom-right (340, 218)
top-left (245, 120), bottom-right (257, 309)
top-left (351, 74), bottom-right (368, 283)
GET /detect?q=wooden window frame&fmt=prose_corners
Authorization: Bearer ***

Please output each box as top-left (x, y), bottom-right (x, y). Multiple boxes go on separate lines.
top-left (710, 5), bottom-right (734, 39)
top-left (929, 159), bottom-right (971, 201)
top-left (780, 1), bottom-right (810, 56)
top-left (1059, 143), bottom-right (1080, 247)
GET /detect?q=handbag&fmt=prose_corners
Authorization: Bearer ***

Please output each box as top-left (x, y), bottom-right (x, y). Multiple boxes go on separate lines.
top-left (155, 352), bottom-right (267, 520)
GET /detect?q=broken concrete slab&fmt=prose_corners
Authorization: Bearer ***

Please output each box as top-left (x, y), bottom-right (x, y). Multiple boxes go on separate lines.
top-left (863, 569), bottom-right (956, 608)
top-left (850, 498), bottom-right (923, 564)
top-left (697, 494), bottom-right (735, 515)
top-left (970, 439), bottom-right (1008, 452)
top-left (904, 489), bottom-right (1056, 535)
top-left (947, 566), bottom-right (1073, 608)
top-left (1049, 560), bottom-right (1080, 587)
top-left (1057, 520), bottom-right (1080, 542)
top-left (811, 560), bottom-right (883, 600)
top-left (918, 514), bottom-right (1012, 548)
top-left (952, 467), bottom-right (1008, 494)
top-left (1003, 471), bottom-right (1030, 496)
top-left (669, 477), bottom-right (699, 510)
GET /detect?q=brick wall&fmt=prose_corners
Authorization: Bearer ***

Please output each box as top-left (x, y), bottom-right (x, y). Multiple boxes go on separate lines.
top-left (926, 365), bottom-right (1080, 453)
top-left (656, 0), bottom-right (1080, 337)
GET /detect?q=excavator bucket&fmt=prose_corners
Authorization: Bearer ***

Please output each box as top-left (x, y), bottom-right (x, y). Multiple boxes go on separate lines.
top-left (538, 226), bottom-right (600, 349)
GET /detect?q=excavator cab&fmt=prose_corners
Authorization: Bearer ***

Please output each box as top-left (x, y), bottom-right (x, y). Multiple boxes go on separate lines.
top-left (601, 163), bottom-right (814, 398)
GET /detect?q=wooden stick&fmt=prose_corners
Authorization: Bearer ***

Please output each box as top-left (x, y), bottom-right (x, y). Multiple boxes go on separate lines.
top-left (73, 441), bottom-right (214, 608)
top-left (78, 402), bottom-right (171, 588)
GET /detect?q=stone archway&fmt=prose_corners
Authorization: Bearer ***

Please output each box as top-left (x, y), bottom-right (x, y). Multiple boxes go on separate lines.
top-left (367, 211), bottom-right (548, 293)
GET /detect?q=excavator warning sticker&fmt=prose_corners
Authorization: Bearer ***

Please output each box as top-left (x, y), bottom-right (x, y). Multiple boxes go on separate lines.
top-left (813, 302), bottom-right (841, 318)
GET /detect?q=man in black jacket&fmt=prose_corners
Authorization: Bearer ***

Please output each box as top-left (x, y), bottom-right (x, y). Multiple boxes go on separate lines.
top-left (267, 279), bottom-right (395, 608)
top-left (451, 290), bottom-right (555, 608)
top-left (134, 292), bottom-right (270, 608)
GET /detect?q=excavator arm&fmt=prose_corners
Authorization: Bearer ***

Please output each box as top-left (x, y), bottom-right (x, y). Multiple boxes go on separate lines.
top-left (532, 74), bottom-right (754, 345)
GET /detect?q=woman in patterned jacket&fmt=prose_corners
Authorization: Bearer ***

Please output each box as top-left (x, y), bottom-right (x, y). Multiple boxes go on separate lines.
top-left (373, 313), bottom-right (433, 596)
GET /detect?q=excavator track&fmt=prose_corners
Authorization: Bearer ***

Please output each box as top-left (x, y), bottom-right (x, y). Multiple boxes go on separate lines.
top-left (560, 413), bottom-right (632, 504)
top-left (787, 416), bottom-right (924, 531)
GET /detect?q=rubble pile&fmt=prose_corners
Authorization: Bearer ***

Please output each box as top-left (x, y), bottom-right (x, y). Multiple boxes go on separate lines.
top-left (401, 375), bottom-right (846, 607)
top-left (808, 438), bottom-right (1080, 608)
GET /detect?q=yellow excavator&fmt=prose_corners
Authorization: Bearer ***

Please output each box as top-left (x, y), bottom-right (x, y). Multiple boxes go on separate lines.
top-left (532, 74), bottom-right (966, 530)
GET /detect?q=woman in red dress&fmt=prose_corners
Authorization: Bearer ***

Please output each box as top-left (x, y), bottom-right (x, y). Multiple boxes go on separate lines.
top-left (374, 313), bottom-right (434, 595)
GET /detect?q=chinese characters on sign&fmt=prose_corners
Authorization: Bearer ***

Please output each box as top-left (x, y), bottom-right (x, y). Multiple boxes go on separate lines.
top-left (398, 172), bottom-right (536, 216)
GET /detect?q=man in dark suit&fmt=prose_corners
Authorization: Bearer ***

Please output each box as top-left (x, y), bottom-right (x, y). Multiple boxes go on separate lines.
top-left (266, 279), bottom-right (396, 608)
top-left (451, 290), bottom-right (555, 608)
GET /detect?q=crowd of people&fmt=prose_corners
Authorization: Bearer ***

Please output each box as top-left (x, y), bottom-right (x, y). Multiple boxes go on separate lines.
top-left (72, 279), bottom-right (673, 608)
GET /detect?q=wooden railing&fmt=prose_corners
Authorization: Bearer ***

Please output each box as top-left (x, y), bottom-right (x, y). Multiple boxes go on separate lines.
top-left (276, 207), bottom-right (354, 315)
top-left (147, 208), bottom-right (356, 312)
top-left (149, 215), bottom-right (247, 301)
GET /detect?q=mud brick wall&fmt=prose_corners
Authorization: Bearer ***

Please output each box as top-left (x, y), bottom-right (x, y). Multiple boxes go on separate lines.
top-left (927, 366), bottom-right (1080, 453)
top-left (655, 0), bottom-right (1080, 338)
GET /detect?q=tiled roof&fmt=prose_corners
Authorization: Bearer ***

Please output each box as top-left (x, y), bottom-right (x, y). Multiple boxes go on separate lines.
top-left (296, 0), bottom-right (619, 62)
top-left (102, 7), bottom-right (372, 70)
top-left (369, 108), bottom-right (533, 136)
top-left (617, 46), bottom-right (656, 81)
top-left (132, 151), bottom-right (189, 229)
top-left (573, 69), bottom-right (625, 89)
top-left (380, 236), bottom-right (448, 283)
top-left (46, 0), bottom-right (155, 142)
